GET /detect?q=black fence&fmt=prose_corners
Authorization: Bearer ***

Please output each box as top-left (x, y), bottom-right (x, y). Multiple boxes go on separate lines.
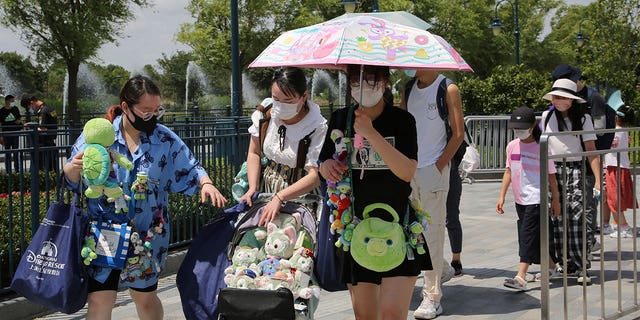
top-left (0, 117), bottom-right (252, 293)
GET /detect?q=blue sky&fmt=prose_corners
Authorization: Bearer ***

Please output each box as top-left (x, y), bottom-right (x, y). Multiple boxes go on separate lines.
top-left (0, 0), bottom-right (594, 72)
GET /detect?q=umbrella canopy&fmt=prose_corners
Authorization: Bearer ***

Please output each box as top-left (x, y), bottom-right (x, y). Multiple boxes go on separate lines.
top-left (329, 11), bottom-right (432, 30)
top-left (249, 15), bottom-right (472, 72)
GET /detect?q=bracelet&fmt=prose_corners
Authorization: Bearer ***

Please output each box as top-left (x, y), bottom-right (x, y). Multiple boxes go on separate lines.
top-left (201, 182), bottom-right (213, 188)
top-left (274, 193), bottom-right (285, 204)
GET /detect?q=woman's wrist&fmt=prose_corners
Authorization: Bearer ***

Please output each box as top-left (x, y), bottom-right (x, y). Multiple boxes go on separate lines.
top-left (274, 192), bottom-right (285, 204)
top-left (200, 181), bottom-right (213, 188)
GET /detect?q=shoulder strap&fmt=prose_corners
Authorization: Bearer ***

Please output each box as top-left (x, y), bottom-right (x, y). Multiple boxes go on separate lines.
top-left (296, 129), bottom-right (316, 169)
top-left (257, 105), bottom-right (272, 154)
top-left (437, 77), bottom-right (453, 140)
top-left (543, 110), bottom-right (553, 132)
top-left (403, 77), bottom-right (418, 110)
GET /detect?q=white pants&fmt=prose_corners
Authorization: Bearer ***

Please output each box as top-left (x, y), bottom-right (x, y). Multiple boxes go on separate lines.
top-left (412, 163), bottom-right (450, 302)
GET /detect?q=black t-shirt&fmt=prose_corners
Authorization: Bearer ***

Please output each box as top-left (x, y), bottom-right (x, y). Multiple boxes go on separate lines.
top-left (318, 104), bottom-right (417, 221)
top-left (0, 106), bottom-right (22, 132)
top-left (36, 104), bottom-right (58, 144)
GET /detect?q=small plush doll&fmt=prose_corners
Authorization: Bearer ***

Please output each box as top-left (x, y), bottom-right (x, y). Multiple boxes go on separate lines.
top-left (130, 232), bottom-right (146, 255)
top-left (256, 222), bottom-right (297, 277)
top-left (290, 247), bottom-right (316, 299)
top-left (81, 234), bottom-right (97, 265)
top-left (81, 118), bottom-right (134, 199)
top-left (229, 269), bottom-right (258, 289)
top-left (224, 246), bottom-right (261, 285)
top-left (130, 172), bottom-right (149, 200)
top-left (108, 193), bottom-right (131, 214)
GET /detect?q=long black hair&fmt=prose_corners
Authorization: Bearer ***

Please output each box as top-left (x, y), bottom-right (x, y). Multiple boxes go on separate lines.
top-left (553, 100), bottom-right (587, 132)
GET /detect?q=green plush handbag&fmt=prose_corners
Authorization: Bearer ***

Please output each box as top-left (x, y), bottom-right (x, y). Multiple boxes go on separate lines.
top-left (350, 203), bottom-right (406, 272)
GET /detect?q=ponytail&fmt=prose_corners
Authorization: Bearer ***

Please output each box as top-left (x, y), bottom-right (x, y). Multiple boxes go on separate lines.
top-left (532, 121), bottom-right (542, 143)
top-left (104, 105), bottom-right (123, 123)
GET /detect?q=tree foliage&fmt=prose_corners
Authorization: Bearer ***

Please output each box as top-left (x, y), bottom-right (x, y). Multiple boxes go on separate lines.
top-left (0, 0), bottom-right (148, 126)
top-left (0, 51), bottom-right (45, 95)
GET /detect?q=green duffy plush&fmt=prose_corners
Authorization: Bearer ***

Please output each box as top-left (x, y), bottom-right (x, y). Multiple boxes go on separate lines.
top-left (81, 118), bottom-right (134, 199)
top-left (350, 203), bottom-right (407, 272)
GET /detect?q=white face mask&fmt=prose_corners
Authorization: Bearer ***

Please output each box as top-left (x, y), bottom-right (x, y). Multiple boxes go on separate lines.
top-left (513, 129), bottom-right (531, 140)
top-left (271, 99), bottom-right (300, 120)
top-left (9, 101), bottom-right (16, 107)
top-left (350, 84), bottom-right (384, 107)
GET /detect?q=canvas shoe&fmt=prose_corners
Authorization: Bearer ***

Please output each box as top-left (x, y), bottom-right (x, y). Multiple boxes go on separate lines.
top-left (441, 264), bottom-right (455, 284)
top-left (600, 224), bottom-right (614, 235)
top-left (576, 270), bottom-right (591, 284)
top-left (414, 298), bottom-right (443, 319)
top-left (610, 230), bottom-right (633, 238)
top-left (451, 260), bottom-right (463, 277)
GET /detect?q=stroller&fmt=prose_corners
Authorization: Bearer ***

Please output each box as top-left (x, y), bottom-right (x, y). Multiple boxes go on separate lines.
top-left (177, 193), bottom-right (321, 320)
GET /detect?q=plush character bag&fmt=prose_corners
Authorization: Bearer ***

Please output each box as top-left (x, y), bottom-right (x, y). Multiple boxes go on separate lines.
top-left (350, 203), bottom-right (406, 272)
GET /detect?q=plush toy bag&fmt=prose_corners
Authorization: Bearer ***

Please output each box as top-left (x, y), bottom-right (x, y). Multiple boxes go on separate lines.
top-left (350, 203), bottom-right (406, 272)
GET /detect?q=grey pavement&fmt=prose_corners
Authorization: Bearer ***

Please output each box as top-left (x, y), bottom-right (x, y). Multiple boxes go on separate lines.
top-left (14, 180), bottom-right (640, 319)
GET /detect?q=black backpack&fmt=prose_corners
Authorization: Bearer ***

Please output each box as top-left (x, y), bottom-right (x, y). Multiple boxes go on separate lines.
top-left (584, 87), bottom-right (616, 150)
top-left (403, 76), bottom-right (468, 163)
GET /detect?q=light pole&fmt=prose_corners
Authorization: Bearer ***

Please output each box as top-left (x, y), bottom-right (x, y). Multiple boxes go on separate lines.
top-left (575, 18), bottom-right (594, 48)
top-left (230, 0), bottom-right (241, 117)
top-left (490, 0), bottom-right (520, 65)
top-left (339, 0), bottom-right (378, 13)
top-left (339, 0), bottom-right (359, 13)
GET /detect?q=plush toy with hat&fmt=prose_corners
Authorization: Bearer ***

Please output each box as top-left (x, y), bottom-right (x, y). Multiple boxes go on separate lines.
top-left (81, 118), bottom-right (134, 200)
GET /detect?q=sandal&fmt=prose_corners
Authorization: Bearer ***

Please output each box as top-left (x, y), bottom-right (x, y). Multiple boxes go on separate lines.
top-left (504, 276), bottom-right (527, 291)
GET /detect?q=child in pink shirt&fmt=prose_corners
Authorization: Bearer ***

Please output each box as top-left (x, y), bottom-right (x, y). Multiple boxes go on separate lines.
top-left (497, 106), bottom-right (561, 291)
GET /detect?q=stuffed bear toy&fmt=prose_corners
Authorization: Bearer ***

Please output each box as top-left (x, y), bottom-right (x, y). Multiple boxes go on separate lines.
top-left (224, 246), bottom-right (260, 285)
top-left (81, 118), bottom-right (134, 199)
top-left (130, 172), bottom-right (149, 200)
top-left (255, 222), bottom-right (297, 278)
top-left (81, 235), bottom-right (98, 266)
top-left (229, 269), bottom-right (258, 290)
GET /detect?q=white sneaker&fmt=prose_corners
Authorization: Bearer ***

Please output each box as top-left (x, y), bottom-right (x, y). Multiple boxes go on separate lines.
top-left (440, 264), bottom-right (455, 284)
top-left (414, 299), bottom-right (443, 319)
top-left (601, 224), bottom-right (614, 235)
top-left (610, 230), bottom-right (633, 238)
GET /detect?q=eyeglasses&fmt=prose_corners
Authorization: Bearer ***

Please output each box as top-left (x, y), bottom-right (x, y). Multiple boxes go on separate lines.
top-left (134, 106), bottom-right (166, 121)
top-left (349, 75), bottom-right (378, 88)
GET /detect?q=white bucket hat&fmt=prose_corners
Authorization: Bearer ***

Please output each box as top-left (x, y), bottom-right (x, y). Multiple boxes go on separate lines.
top-left (542, 78), bottom-right (586, 103)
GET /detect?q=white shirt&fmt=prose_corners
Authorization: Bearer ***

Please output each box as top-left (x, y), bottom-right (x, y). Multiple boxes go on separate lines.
top-left (604, 129), bottom-right (631, 168)
top-left (407, 74), bottom-right (447, 168)
top-left (248, 100), bottom-right (327, 168)
top-left (541, 110), bottom-right (596, 162)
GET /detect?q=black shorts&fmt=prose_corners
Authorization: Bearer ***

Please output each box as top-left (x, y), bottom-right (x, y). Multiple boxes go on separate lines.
top-left (516, 203), bottom-right (541, 264)
top-left (88, 269), bottom-right (158, 293)
top-left (341, 241), bottom-right (432, 285)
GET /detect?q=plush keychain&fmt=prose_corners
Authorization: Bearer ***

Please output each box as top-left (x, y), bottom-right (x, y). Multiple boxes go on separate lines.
top-left (81, 118), bottom-right (134, 199)
top-left (81, 234), bottom-right (97, 265)
top-left (130, 172), bottom-right (149, 200)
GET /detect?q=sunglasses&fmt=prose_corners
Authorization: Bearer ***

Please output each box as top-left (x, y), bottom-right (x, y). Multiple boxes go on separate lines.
top-left (134, 106), bottom-right (166, 121)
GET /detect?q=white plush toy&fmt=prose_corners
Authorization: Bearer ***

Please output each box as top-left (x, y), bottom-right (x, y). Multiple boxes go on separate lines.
top-left (224, 246), bottom-right (260, 285)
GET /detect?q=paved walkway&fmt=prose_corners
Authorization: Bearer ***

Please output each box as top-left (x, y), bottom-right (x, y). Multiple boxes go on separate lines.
top-left (25, 180), bottom-right (640, 319)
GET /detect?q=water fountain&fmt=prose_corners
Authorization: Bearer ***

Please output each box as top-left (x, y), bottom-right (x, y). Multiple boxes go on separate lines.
top-left (62, 71), bottom-right (68, 116)
top-left (185, 61), bottom-right (210, 115)
top-left (0, 63), bottom-right (23, 97)
top-left (310, 69), bottom-right (340, 106)
top-left (62, 64), bottom-right (109, 118)
top-left (338, 72), bottom-right (347, 108)
top-left (242, 73), bottom-right (261, 112)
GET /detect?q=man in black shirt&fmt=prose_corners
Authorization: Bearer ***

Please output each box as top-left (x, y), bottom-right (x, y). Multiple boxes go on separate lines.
top-left (0, 95), bottom-right (23, 172)
top-left (28, 95), bottom-right (59, 172)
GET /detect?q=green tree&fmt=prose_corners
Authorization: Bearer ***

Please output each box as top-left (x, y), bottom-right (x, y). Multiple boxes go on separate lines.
top-left (90, 63), bottom-right (131, 97)
top-left (156, 51), bottom-right (195, 107)
top-left (0, 0), bottom-right (148, 128)
top-left (0, 51), bottom-right (45, 95)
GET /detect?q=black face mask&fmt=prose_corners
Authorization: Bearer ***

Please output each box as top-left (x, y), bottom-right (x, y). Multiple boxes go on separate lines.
top-left (126, 109), bottom-right (157, 135)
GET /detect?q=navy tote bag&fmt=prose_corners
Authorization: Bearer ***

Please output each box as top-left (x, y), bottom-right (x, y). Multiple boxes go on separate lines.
top-left (11, 193), bottom-right (89, 314)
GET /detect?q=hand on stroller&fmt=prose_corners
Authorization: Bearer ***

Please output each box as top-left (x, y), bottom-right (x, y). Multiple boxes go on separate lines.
top-left (258, 195), bottom-right (283, 226)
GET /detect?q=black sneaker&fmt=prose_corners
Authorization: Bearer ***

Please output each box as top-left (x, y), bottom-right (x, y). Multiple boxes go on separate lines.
top-left (451, 260), bottom-right (463, 277)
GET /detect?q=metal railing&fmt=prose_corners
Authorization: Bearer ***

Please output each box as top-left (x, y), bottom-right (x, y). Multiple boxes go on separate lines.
top-left (0, 118), bottom-right (251, 293)
top-left (540, 127), bottom-right (640, 319)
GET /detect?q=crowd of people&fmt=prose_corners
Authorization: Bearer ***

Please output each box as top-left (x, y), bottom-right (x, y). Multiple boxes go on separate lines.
top-left (0, 60), bottom-right (629, 319)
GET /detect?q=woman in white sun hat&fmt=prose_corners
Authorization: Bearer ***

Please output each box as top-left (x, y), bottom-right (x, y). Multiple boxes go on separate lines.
top-left (540, 78), bottom-right (600, 285)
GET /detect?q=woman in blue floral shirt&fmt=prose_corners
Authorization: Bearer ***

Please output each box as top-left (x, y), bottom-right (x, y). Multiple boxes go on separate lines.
top-left (63, 75), bottom-right (226, 319)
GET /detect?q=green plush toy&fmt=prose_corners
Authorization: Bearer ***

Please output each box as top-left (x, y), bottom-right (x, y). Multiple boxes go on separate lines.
top-left (350, 203), bottom-right (407, 272)
top-left (81, 234), bottom-right (98, 266)
top-left (81, 118), bottom-right (134, 199)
